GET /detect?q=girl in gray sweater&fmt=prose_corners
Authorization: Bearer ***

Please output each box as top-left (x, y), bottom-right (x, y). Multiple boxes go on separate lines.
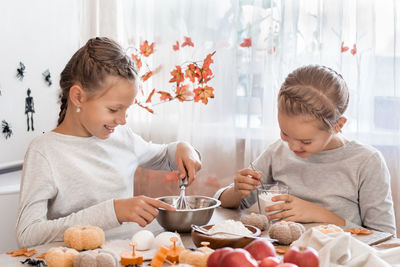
top-left (216, 65), bottom-right (396, 235)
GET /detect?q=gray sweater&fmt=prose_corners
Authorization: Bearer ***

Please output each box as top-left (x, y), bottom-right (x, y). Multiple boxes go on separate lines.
top-left (16, 125), bottom-right (179, 248)
top-left (215, 139), bottom-right (396, 235)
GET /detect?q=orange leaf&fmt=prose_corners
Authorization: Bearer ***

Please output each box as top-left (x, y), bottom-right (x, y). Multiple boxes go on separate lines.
top-left (182, 36), bottom-right (194, 47)
top-left (185, 64), bottom-right (200, 83)
top-left (141, 71), bottom-right (153, 82)
top-left (172, 41), bottom-right (180, 51)
top-left (240, 38), bottom-right (252, 47)
top-left (146, 88), bottom-right (156, 103)
top-left (175, 84), bottom-right (189, 102)
top-left (350, 44), bottom-right (357, 55)
top-left (341, 42), bottom-right (349, 53)
top-left (135, 99), bottom-right (154, 113)
top-left (140, 40), bottom-right (154, 57)
top-left (169, 65), bottom-right (185, 85)
top-left (202, 51), bottom-right (215, 69)
top-left (158, 91), bottom-right (173, 101)
top-left (131, 54), bottom-right (142, 70)
top-left (194, 86), bottom-right (214, 104)
top-left (197, 67), bottom-right (213, 84)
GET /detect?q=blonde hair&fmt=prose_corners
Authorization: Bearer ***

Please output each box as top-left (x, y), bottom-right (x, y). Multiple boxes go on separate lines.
top-left (57, 37), bottom-right (138, 125)
top-left (278, 65), bottom-right (349, 131)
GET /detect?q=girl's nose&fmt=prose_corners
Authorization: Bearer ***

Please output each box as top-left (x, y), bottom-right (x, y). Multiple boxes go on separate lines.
top-left (288, 140), bottom-right (301, 152)
top-left (116, 113), bottom-right (127, 125)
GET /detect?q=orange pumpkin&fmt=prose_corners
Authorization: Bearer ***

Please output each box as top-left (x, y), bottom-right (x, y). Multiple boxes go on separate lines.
top-left (64, 225), bottom-right (105, 251)
top-left (45, 247), bottom-right (79, 267)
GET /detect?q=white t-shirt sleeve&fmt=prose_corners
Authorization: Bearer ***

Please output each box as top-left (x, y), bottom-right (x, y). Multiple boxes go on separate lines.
top-left (16, 148), bottom-right (120, 248)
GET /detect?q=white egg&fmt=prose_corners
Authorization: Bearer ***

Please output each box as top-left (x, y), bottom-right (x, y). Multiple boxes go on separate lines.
top-left (153, 232), bottom-right (183, 249)
top-left (131, 230), bottom-right (155, 251)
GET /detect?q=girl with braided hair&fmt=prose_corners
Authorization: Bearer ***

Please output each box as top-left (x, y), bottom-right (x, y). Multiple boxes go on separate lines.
top-left (17, 37), bottom-right (202, 247)
top-left (217, 65), bottom-right (396, 235)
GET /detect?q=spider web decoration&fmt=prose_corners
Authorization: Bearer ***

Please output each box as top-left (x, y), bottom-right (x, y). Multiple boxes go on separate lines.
top-left (42, 69), bottom-right (52, 86)
top-left (16, 62), bottom-right (26, 81)
top-left (2, 120), bottom-right (13, 139)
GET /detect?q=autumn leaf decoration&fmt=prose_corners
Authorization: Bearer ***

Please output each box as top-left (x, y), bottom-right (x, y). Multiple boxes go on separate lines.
top-left (132, 38), bottom-right (216, 113)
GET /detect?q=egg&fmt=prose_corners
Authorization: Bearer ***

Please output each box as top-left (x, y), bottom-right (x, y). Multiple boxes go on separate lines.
top-left (131, 230), bottom-right (155, 251)
top-left (153, 232), bottom-right (183, 249)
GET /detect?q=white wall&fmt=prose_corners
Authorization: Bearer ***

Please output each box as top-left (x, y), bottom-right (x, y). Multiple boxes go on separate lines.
top-left (0, 0), bottom-right (81, 251)
top-left (0, 0), bottom-right (81, 169)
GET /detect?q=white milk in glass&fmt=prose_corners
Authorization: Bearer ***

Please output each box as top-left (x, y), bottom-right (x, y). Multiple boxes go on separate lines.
top-left (257, 183), bottom-right (288, 216)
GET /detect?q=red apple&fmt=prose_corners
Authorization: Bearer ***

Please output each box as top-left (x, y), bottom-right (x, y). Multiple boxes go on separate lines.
top-left (277, 264), bottom-right (299, 267)
top-left (219, 248), bottom-right (258, 267)
top-left (258, 256), bottom-right (281, 267)
top-left (283, 246), bottom-right (319, 267)
top-left (207, 247), bottom-right (234, 267)
top-left (244, 238), bottom-right (277, 261)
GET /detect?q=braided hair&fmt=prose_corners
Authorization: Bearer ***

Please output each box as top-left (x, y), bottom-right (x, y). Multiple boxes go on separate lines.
top-left (57, 37), bottom-right (138, 125)
top-left (278, 65), bottom-right (349, 131)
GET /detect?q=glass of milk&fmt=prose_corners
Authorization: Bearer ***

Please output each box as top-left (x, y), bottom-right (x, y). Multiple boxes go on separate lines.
top-left (257, 183), bottom-right (288, 216)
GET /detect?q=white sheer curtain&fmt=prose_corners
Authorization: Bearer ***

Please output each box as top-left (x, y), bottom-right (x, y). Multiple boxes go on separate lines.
top-left (83, 0), bottom-right (400, 235)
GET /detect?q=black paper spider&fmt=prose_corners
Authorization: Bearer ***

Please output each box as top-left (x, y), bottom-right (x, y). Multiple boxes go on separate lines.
top-left (20, 258), bottom-right (47, 267)
top-left (1, 120), bottom-right (12, 139)
top-left (17, 62), bottom-right (26, 80)
top-left (42, 69), bottom-right (52, 86)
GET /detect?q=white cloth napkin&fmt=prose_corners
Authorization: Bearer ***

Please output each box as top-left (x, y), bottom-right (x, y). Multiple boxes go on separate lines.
top-left (293, 228), bottom-right (400, 267)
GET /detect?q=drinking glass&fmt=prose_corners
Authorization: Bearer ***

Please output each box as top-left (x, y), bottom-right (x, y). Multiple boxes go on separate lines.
top-left (257, 183), bottom-right (288, 216)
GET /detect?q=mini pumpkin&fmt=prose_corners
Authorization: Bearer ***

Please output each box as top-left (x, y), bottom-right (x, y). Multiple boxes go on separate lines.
top-left (64, 225), bottom-right (105, 251)
top-left (268, 221), bottom-right (305, 245)
top-left (241, 212), bottom-right (269, 231)
top-left (45, 247), bottom-right (79, 267)
top-left (74, 249), bottom-right (119, 267)
top-left (179, 242), bottom-right (214, 267)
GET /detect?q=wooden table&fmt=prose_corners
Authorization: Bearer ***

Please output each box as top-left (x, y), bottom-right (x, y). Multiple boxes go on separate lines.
top-left (0, 207), bottom-right (398, 266)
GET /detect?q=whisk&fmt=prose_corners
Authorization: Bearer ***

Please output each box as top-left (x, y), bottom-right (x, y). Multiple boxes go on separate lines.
top-left (176, 172), bottom-right (190, 210)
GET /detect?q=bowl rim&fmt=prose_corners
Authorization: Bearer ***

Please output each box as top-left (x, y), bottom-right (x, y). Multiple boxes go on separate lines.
top-left (155, 195), bottom-right (221, 212)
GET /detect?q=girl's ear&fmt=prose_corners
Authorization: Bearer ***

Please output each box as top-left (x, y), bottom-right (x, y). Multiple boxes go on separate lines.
top-left (69, 85), bottom-right (86, 108)
top-left (334, 117), bottom-right (347, 133)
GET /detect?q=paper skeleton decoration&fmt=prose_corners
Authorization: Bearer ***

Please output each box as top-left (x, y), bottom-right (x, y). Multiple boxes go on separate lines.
top-left (42, 69), bottom-right (52, 86)
top-left (1, 120), bottom-right (12, 139)
top-left (17, 62), bottom-right (26, 80)
top-left (25, 88), bottom-right (35, 131)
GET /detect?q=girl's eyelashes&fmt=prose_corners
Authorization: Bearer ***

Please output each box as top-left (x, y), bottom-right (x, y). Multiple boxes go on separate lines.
top-left (109, 108), bottom-right (118, 113)
top-left (301, 141), bottom-right (312, 145)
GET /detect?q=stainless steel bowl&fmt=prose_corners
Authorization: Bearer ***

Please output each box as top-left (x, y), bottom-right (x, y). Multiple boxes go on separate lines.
top-left (155, 195), bottom-right (221, 232)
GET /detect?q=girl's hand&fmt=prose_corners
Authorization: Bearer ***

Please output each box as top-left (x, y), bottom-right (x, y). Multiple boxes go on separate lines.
top-left (233, 168), bottom-right (262, 199)
top-left (175, 142), bottom-right (202, 184)
top-left (114, 196), bottom-right (175, 226)
top-left (265, 194), bottom-right (345, 225)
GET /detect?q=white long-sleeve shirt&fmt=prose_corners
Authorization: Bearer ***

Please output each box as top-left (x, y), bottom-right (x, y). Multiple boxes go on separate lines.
top-left (215, 139), bottom-right (396, 235)
top-left (16, 125), bottom-right (179, 248)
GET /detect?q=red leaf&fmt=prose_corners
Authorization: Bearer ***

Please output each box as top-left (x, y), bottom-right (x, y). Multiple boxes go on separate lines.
top-left (350, 44), bottom-right (357, 55)
top-left (182, 36), bottom-right (194, 47)
top-left (173, 41), bottom-right (180, 51)
top-left (193, 86), bottom-right (214, 104)
top-left (141, 71), bottom-right (153, 82)
top-left (131, 54), bottom-right (142, 71)
top-left (240, 38), bottom-right (252, 47)
top-left (158, 91), bottom-right (173, 101)
top-left (341, 42), bottom-right (349, 53)
top-left (146, 88), bottom-right (156, 103)
top-left (140, 40), bottom-right (154, 57)
top-left (169, 65), bottom-right (185, 85)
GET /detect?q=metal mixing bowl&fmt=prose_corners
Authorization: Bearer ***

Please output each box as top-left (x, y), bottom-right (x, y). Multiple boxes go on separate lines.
top-left (155, 195), bottom-right (221, 232)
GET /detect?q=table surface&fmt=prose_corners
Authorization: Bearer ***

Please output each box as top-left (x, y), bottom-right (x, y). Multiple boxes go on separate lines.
top-left (0, 207), bottom-right (398, 266)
